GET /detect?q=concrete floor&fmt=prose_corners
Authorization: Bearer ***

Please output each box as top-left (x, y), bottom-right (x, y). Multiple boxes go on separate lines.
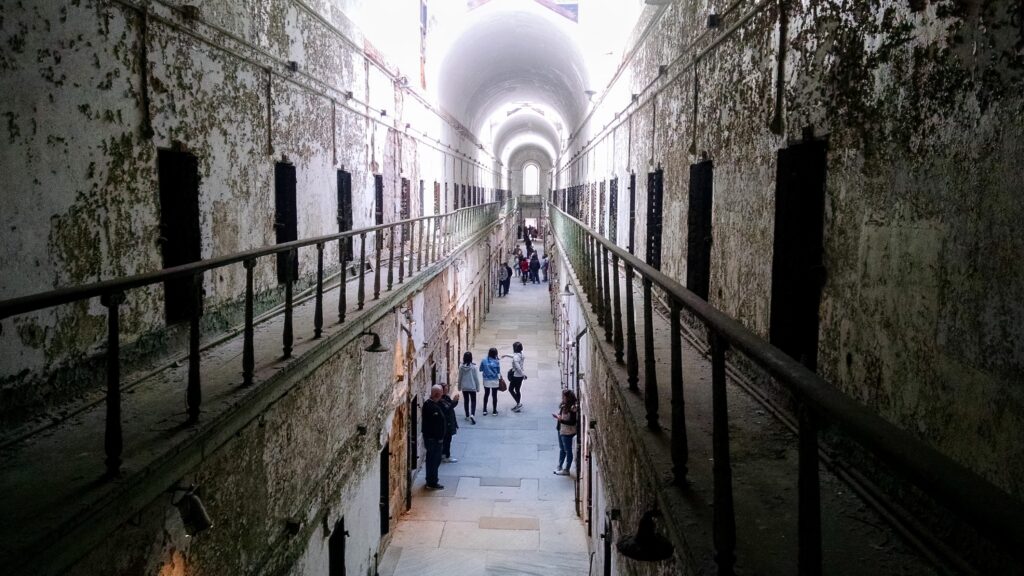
top-left (380, 249), bottom-right (591, 576)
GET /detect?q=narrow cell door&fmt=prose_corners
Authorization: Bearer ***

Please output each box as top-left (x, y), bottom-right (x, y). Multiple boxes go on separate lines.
top-left (646, 168), bottom-right (664, 270)
top-left (769, 140), bottom-right (828, 370)
top-left (157, 149), bottom-right (202, 324)
top-left (328, 517), bottom-right (347, 576)
top-left (337, 169), bottom-right (353, 260)
top-left (407, 396), bottom-right (418, 510)
top-left (687, 160), bottom-right (714, 300)
top-left (274, 162), bottom-right (298, 283)
top-left (379, 442), bottom-right (390, 535)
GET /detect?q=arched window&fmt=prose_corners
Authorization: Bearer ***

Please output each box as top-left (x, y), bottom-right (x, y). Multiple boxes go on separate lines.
top-left (524, 163), bottom-right (540, 195)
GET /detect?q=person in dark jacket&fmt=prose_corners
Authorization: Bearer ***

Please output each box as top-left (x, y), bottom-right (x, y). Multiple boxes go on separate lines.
top-left (440, 384), bottom-right (460, 462)
top-left (501, 263), bottom-right (513, 296)
top-left (529, 254), bottom-right (541, 284)
top-left (552, 388), bottom-right (579, 476)
top-left (422, 385), bottom-right (447, 489)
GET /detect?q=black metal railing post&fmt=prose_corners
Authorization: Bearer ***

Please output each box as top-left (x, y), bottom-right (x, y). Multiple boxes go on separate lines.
top-left (187, 273), bottom-right (203, 422)
top-left (242, 259), bottom-right (255, 386)
top-left (602, 245), bottom-right (612, 343)
top-left (386, 228), bottom-right (394, 292)
top-left (612, 254), bottom-right (624, 363)
top-left (100, 291), bottom-right (124, 477)
top-left (670, 298), bottom-right (688, 484)
top-left (282, 250), bottom-right (295, 359)
top-left (799, 404), bottom-right (823, 576)
top-left (642, 277), bottom-right (660, 430)
top-left (314, 242), bottom-right (324, 339)
top-left (374, 230), bottom-right (382, 300)
top-left (711, 331), bottom-right (736, 575)
top-left (358, 232), bottom-right (367, 310)
top-left (417, 219), bottom-right (424, 271)
top-left (398, 223), bottom-right (406, 284)
top-left (625, 262), bottom-right (639, 391)
top-left (338, 236), bottom-right (348, 323)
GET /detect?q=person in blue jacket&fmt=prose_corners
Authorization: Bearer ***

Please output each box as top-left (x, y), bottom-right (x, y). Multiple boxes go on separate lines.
top-left (479, 347), bottom-right (502, 415)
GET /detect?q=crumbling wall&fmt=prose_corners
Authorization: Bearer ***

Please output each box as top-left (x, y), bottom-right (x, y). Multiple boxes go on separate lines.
top-left (0, 0), bottom-right (496, 425)
top-left (560, 0), bottom-right (1024, 496)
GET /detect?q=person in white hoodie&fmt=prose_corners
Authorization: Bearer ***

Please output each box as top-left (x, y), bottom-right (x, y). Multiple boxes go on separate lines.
top-left (502, 342), bottom-right (526, 412)
top-left (457, 351), bottom-right (481, 424)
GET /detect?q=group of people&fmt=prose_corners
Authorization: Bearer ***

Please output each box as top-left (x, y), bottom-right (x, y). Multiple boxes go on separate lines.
top-left (497, 244), bottom-right (549, 296)
top-left (420, 342), bottom-right (579, 490)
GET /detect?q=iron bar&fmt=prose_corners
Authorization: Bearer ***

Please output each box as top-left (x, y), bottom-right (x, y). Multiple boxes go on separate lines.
top-left (387, 229), bottom-right (394, 291)
top-left (799, 404), bottom-right (823, 576)
top-left (101, 291), bottom-right (124, 477)
top-left (282, 250), bottom-right (295, 358)
top-left (711, 331), bottom-right (736, 575)
top-left (642, 277), bottom-right (659, 430)
top-left (242, 259), bottom-right (255, 386)
top-left (625, 262), bottom-right (639, 391)
top-left (187, 273), bottom-right (202, 423)
top-left (612, 254), bottom-right (624, 363)
top-left (398, 223), bottom-right (405, 284)
top-left (374, 230), bottom-right (382, 300)
top-left (314, 242), bottom-right (324, 338)
top-left (602, 246), bottom-right (612, 343)
top-left (670, 298), bottom-right (688, 483)
top-left (338, 237), bottom-right (348, 323)
top-left (358, 233), bottom-right (366, 309)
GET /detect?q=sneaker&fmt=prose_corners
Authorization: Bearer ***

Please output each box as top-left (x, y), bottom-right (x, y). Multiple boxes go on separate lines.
top-left (553, 467), bottom-right (563, 474)
top-left (483, 410), bottom-right (488, 416)
top-left (442, 457), bottom-right (458, 463)
top-left (512, 403), bottom-right (522, 412)
top-left (470, 415), bottom-right (476, 424)
top-left (425, 484), bottom-right (445, 490)
top-left (555, 469), bottom-right (570, 476)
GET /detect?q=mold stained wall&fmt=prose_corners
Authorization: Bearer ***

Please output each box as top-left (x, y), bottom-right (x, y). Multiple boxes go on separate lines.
top-left (559, 0), bottom-right (1024, 497)
top-left (0, 0), bottom-right (498, 419)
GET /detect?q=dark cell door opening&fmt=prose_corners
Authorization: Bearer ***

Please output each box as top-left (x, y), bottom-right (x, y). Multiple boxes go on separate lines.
top-left (433, 182), bottom-right (441, 214)
top-left (646, 168), bottom-right (664, 270)
top-left (400, 178), bottom-right (411, 221)
top-left (769, 139), bottom-right (828, 370)
top-left (608, 178), bottom-right (618, 244)
top-left (328, 516), bottom-right (347, 576)
top-left (419, 179), bottom-right (425, 217)
top-left (628, 174), bottom-right (637, 255)
top-left (274, 162), bottom-right (298, 283)
top-left (447, 182), bottom-right (453, 211)
top-left (598, 181), bottom-right (606, 236)
top-left (687, 160), bottom-right (714, 300)
top-left (157, 148), bottom-right (202, 325)
top-left (374, 174), bottom-right (385, 226)
top-left (337, 169), bottom-right (353, 260)
top-left (407, 396), bottom-right (418, 510)
top-left (379, 442), bottom-right (390, 535)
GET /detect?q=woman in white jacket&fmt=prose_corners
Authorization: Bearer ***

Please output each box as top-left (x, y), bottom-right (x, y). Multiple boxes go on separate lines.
top-left (503, 341), bottom-right (526, 412)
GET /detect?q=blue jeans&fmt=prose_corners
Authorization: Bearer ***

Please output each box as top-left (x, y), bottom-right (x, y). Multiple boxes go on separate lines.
top-left (425, 438), bottom-right (443, 486)
top-left (558, 433), bottom-right (575, 469)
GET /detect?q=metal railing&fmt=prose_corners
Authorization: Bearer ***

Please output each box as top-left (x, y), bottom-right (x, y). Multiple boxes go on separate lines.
top-left (548, 202), bottom-right (1024, 574)
top-left (0, 199), bottom-right (512, 477)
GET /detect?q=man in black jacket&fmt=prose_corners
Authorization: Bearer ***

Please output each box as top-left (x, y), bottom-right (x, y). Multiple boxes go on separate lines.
top-left (422, 385), bottom-right (447, 490)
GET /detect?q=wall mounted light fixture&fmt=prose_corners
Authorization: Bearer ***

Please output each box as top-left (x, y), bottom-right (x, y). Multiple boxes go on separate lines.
top-left (358, 331), bottom-right (389, 353)
top-left (171, 484), bottom-right (213, 537)
top-left (617, 510), bottom-right (674, 561)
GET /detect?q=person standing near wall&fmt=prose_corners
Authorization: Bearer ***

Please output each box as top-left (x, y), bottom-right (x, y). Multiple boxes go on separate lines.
top-left (497, 263), bottom-right (510, 297)
top-left (480, 347), bottom-right (502, 415)
top-left (458, 352), bottom-right (480, 424)
top-left (422, 385), bottom-right (448, 490)
top-left (503, 342), bottom-right (526, 412)
top-left (501, 262), bottom-right (513, 296)
top-left (553, 388), bottom-right (579, 476)
top-left (440, 384), bottom-right (460, 462)
top-left (541, 255), bottom-right (549, 282)
top-left (529, 254), bottom-right (540, 284)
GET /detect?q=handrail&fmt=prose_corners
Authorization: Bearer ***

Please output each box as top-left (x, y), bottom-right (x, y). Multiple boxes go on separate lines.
top-left (0, 197), bottom-right (517, 480)
top-left (0, 201), bottom-right (505, 320)
top-left (547, 200), bottom-right (1024, 570)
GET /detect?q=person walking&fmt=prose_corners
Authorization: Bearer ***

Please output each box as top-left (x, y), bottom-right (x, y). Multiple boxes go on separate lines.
top-left (480, 347), bottom-right (502, 415)
top-left (497, 263), bottom-right (510, 297)
top-left (541, 255), bottom-right (549, 282)
top-left (503, 342), bottom-right (526, 412)
top-left (440, 384), bottom-right (460, 462)
top-left (529, 254), bottom-right (541, 284)
top-left (422, 385), bottom-right (447, 489)
top-left (553, 388), bottom-right (579, 475)
top-left (519, 257), bottom-right (529, 285)
top-left (457, 352), bottom-right (480, 424)
top-left (501, 262), bottom-right (513, 296)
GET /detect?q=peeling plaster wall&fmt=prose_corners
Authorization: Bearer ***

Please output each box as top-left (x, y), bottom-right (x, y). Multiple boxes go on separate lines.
top-left (559, 0), bottom-right (1024, 496)
top-left (0, 0), bottom-right (498, 423)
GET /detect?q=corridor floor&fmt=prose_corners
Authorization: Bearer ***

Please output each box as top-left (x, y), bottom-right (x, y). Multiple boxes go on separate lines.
top-left (380, 250), bottom-right (591, 576)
